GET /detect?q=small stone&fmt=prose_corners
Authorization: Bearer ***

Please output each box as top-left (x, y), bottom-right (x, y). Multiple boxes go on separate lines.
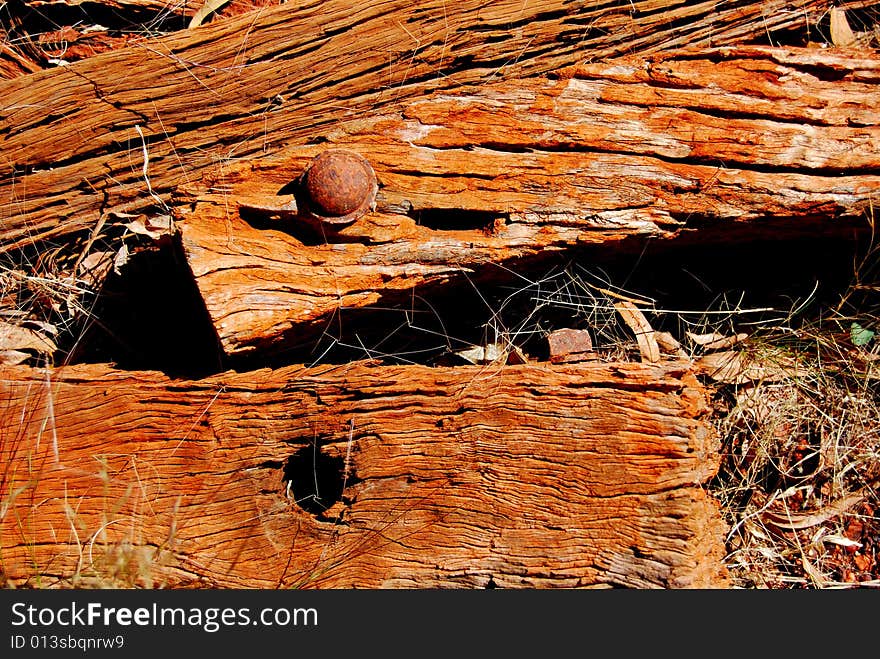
top-left (547, 328), bottom-right (596, 364)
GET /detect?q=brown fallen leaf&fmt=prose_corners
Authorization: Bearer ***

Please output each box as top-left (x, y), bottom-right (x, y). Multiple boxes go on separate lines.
top-left (654, 331), bottom-right (689, 358)
top-left (830, 7), bottom-right (857, 48)
top-left (0, 349), bottom-right (31, 366)
top-left (113, 243), bottom-right (130, 275)
top-left (614, 301), bottom-right (660, 363)
top-left (693, 350), bottom-right (807, 384)
top-left (820, 534), bottom-right (862, 549)
top-left (0, 320), bottom-right (57, 355)
top-left (686, 331), bottom-right (749, 351)
top-left (454, 342), bottom-right (527, 365)
top-left (190, 0), bottom-right (235, 29)
top-left (762, 490), bottom-right (867, 532)
top-left (124, 215), bottom-right (175, 240)
top-left (77, 250), bottom-right (115, 290)
top-left (687, 331), bottom-right (727, 346)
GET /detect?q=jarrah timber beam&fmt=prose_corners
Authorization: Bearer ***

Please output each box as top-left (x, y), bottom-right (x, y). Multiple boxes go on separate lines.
top-left (176, 46), bottom-right (880, 361)
top-left (0, 1), bottom-right (874, 253)
top-left (0, 360), bottom-right (727, 588)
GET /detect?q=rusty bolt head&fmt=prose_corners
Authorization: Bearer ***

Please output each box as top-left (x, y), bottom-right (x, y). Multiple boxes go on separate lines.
top-left (299, 149), bottom-right (378, 228)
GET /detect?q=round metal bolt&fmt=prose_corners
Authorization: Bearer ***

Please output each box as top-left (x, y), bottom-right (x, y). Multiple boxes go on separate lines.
top-left (299, 149), bottom-right (378, 228)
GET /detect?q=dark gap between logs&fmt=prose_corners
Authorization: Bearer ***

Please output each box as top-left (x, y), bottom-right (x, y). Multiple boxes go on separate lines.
top-left (69, 224), bottom-right (871, 378)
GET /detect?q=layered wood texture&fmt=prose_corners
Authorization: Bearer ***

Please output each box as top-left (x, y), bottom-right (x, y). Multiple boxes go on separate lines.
top-left (2, 0), bottom-right (874, 253)
top-left (0, 360), bottom-right (727, 588)
top-left (177, 46), bottom-right (880, 360)
top-left (3, 0), bottom-right (875, 592)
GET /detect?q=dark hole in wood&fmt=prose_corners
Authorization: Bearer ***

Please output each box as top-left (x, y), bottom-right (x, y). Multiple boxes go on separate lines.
top-left (237, 205), bottom-right (294, 229)
top-left (283, 444), bottom-right (345, 516)
top-left (413, 208), bottom-right (503, 231)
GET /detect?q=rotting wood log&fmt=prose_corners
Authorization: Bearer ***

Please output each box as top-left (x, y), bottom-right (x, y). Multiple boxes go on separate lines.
top-left (4, 0), bottom-right (872, 78)
top-left (0, 359), bottom-right (728, 589)
top-left (0, 0), bottom-right (275, 79)
top-left (1, 0), bottom-right (875, 254)
top-left (176, 45), bottom-right (880, 361)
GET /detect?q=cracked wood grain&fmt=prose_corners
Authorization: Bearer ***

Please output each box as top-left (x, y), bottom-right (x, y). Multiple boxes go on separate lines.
top-left (1, 0), bottom-right (873, 253)
top-left (0, 359), bottom-right (728, 588)
top-left (177, 45), bottom-right (880, 360)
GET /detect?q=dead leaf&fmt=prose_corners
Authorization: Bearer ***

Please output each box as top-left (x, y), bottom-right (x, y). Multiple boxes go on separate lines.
top-left (687, 331), bottom-right (725, 346)
top-left (694, 350), bottom-right (807, 384)
top-left (654, 331), bottom-right (688, 358)
top-left (686, 331), bottom-right (749, 350)
top-left (762, 491), bottom-right (867, 531)
top-left (614, 301), bottom-right (660, 363)
top-left (0, 321), bottom-right (57, 355)
top-left (506, 346), bottom-right (528, 365)
top-left (21, 320), bottom-right (58, 336)
top-left (0, 349), bottom-right (31, 366)
top-left (456, 344), bottom-right (500, 364)
top-left (190, 0), bottom-right (234, 28)
top-left (455, 343), bottom-right (527, 365)
top-left (113, 243), bottom-right (130, 275)
top-left (77, 250), bottom-right (115, 289)
top-left (125, 215), bottom-right (175, 240)
top-left (821, 534), bottom-right (862, 549)
top-left (694, 351), bottom-right (754, 383)
top-left (830, 8), bottom-right (857, 48)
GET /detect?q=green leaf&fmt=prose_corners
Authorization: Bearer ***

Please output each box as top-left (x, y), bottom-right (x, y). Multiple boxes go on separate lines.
top-left (850, 322), bottom-right (875, 347)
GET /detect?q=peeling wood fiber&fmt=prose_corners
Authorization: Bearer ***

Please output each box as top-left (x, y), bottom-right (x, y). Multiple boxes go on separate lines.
top-left (2, 0), bottom-right (873, 252)
top-left (177, 46), bottom-right (880, 360)
top-left (0, 360), bottom-right (728, 588)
